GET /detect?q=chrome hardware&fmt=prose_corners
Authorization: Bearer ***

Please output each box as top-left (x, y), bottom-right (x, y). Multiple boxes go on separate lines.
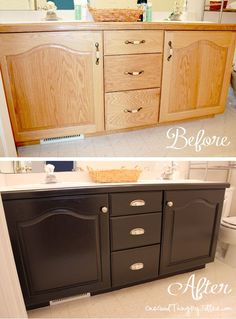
top-left (167, 41), bottom-right (173, 61)
top-left (101, 206), bottom-right (108, 213)
top-left (130, 263), bottom-right (144, 271)
top-left (124, 71), bottom-right (144, 76)
top-left (167, 201), bottom-right (174, 207)
top-left (95, 42), bottom-right (100, 65)
top-left (130, 228), bottom-right (145, 236)
top-left (124, 107), bottom-right (143, 114)
top-left (125, 40), bottom-right (146, 45)
top-left (130, 199), bottom-right (146, 207)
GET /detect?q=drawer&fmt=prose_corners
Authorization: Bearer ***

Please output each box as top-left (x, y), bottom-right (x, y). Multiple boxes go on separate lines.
top-left (105, 54), bottom-right (162, 92)
top-left (105, 89), bottom-right (160, 131)
top-left (111, 212), bottom-right (162, 251)
top-left (104, 30), bottom-right (164, 55)
top-left (111, 245), bottom-right (160, 287)
top-left (110, 191), bottom-right (162, 216)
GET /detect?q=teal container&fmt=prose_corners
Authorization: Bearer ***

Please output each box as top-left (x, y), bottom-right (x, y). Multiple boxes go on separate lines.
top-left (146, 2), bottom-right (152, 22)
top-left (75, 4), bottom-right (81, 20)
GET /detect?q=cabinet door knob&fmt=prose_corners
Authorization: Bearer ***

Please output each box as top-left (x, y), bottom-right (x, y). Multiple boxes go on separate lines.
top-left (101, 206), bottom-right (108, 213)
top-left (130, 263), bottom-right (144, 271)
top-left (167, 201), bottom-right (174, 207)
top-left (130, 228), bottom-right (145, 236)
top-left (130, 199), bottom-right (146, 207)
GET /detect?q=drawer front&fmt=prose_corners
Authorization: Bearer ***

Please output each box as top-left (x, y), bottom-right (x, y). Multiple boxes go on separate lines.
top-left (111, 245), bottom-right (160, 287)
top-left (111, 212), bottom-right (162, 251)
top-left (104, 30), bottom-right (164, 55)
top-left (110, 191), bottom-right (163, 216)
top-left (105, 89), bottom-right (160, 131)
top-left (105, 54), bottom-right (162, 92)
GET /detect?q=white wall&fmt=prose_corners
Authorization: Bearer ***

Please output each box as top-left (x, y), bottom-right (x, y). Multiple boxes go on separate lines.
top-left (0, 197), bottom-right (27, 318)
top-left (0, 161), bottom-right (14, 173)
top-left (0, 0), bottom-right (34, 10)
top-left (0, 73), bottom-right (17, 157)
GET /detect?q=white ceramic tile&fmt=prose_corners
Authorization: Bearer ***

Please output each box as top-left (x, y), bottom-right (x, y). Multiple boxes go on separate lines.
top-left (27, 259), bottom-right (236, 319)
top-left (17, 106), bottom-right (236, 157)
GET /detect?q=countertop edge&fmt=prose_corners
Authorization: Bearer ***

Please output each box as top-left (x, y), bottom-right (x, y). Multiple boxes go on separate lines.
top-left (0, 22), bottom-right (236, 33)
top-left (1, 182), bottom-right (230, 200)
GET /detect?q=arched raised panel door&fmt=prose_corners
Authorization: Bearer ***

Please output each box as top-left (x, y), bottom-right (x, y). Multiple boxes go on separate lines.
top-left (159, 31), bottom-right (236, 123)
top-left (0, 31), bottom-right (104, 143)
top-left (160, 189), bottom-right (225, 276)
top-left (4, 194), bottom-right (110, 308)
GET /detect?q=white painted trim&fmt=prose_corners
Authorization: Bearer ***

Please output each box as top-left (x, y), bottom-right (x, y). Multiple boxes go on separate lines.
top-left (0, 71), bottom-right (17, 157)
top-left (0, 194), bottom-right (27, 318)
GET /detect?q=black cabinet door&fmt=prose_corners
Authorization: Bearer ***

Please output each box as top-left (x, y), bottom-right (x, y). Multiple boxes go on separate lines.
top-left (160, 189), bottom-right (225, 276)
top-left (4, 194), bottom-right (110, 308)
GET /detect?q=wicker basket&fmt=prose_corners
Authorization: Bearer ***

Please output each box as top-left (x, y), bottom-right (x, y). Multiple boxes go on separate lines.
top-left (88, 7), bottom-right (143, 22)
top-left (88, 167), bottom-right (142, 183)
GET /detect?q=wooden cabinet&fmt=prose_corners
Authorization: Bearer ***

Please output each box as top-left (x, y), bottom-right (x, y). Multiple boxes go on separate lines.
top-left (0, 31), bottom-right (104, 143)
top-left (105, 89), bottom-right (160, 131)
top-left (160, 31), bottom-right (236, 123)
top-left (2, 184), bottom-right (228, 310)
top-left (111, 245), bottom-right (160, 288)
top-left (104, 30), bottom-right (163, 132)
top-left (160, 189), bottom-right (225, 276)
top-left (0, 27), bottom-right (236, 143)
top-left (110, 191), bottom-right (162, 288)
top-left (104, 30), bottom-right (164, 55)
top-left (3, 193), bottom-right (110, 308)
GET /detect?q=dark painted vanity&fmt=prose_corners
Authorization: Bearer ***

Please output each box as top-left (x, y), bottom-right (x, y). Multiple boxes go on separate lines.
top-left (1, 182), bottom-right (229, 309)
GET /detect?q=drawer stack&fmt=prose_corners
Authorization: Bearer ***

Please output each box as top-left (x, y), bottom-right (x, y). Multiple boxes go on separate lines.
top-left (110, 191), bottom-right (163, 288)
top-left (104, 30), bottom-right (164, 131)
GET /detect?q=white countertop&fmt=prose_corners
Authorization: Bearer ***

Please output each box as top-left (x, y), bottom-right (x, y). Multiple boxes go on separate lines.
top-left (0, 179), bottom-right (225, 192)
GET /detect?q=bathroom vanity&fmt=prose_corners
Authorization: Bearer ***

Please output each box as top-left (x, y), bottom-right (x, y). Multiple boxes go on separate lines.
top-left (0, 22), bottom-right (235, 145)
top-left (1, 181), bottom-right (229, 309)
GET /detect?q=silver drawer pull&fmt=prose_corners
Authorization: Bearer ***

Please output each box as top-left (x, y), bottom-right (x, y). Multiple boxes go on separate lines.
top-left (130, 199), bottom-right (146, 207)
top-left (124, 107), bottom-right (143, 114)
top-left (124, 71), bottom-right (144, 76)
top-left (125, 40), bottom-right (146, 45)
top-left (130, 263), bottom-right (144, 271)
top-left (130, 228), bottom-right (145, 236)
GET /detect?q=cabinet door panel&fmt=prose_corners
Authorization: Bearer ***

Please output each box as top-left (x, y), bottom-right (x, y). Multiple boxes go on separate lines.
top-left (0, 32), bottom-right (104, 143)
top-left (160, 31), bottom-right (235, 123)
top-left (4, 194), bottom-right (110, 307)
top-left (160, 189), bottom-right (225, 276)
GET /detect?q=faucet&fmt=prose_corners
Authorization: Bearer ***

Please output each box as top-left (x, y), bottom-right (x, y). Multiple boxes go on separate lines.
top-left (161, 161), bottom-right (178, 180)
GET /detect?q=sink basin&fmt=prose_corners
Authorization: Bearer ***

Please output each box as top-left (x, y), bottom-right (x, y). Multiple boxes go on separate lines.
top-left (158, 20), bottom-right (213, 23)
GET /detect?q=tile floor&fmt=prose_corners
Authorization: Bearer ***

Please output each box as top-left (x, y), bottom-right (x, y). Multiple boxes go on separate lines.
top-left (28, 259), bottom-right (236, 319)
top-left (18, 93), bottom-right (236, 158)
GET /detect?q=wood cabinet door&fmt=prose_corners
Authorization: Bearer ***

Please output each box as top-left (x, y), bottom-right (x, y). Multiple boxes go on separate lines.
top-left (159, 31), bottom-right (235, 123)
top-left (160, 189), bottom-right (225, 276)
top-left (4, 194), bottom-right (110, 308)
top-left (0, 31), bottom-right (104, 143)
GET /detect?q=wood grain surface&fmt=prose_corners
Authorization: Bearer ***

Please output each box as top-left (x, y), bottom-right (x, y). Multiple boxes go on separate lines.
top-left (105, 54), bottom-right (162, 92)
top-left (104, 30), bottom-right (164, 55)
top-left (105, 88), bottom-right (160, 130)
